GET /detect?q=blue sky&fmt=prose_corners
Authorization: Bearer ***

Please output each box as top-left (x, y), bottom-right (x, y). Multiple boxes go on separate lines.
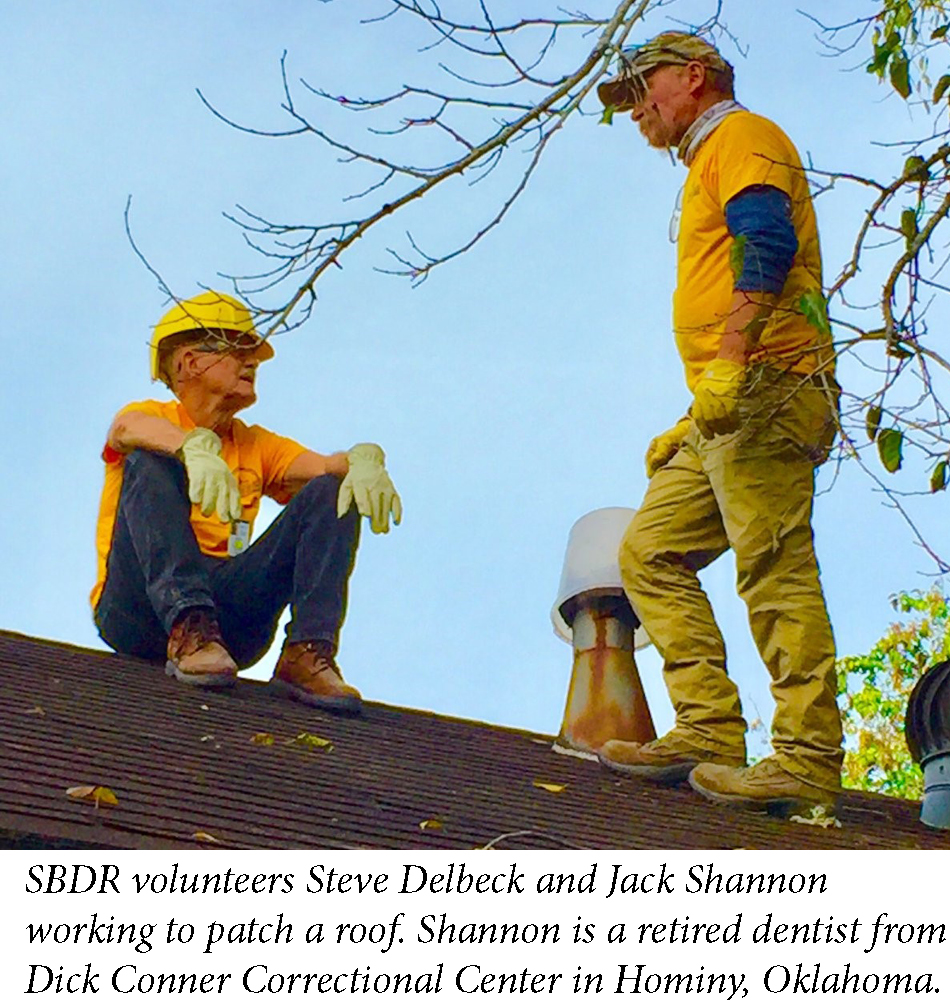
top-left (2, 1), bottom-right (946, 747)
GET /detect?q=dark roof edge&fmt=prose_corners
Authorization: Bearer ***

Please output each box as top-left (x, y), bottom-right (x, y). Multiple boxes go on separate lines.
top-left (0, 810), bottom-right (197, 851)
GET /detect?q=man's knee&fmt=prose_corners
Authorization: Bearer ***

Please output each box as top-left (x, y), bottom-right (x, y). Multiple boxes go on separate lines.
top-left (297, 476), bottom-right (357, 525)
top-left (296, 473), bottom-right (340, 504)
top-left (123, 448), bottom-right (186, 488)
top-left (732, 515), bottom-right (817, 602)
top-left (618, 514), bottom-right (658, 592)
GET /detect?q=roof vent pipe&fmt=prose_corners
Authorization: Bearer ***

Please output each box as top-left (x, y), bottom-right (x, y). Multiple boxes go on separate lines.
top-left (905, 659), bottom-right (950, 830)
top-left (551, 507), bottom-right (655, 758)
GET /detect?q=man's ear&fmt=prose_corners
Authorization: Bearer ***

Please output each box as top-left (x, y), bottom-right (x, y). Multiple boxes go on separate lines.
top-left (686, 60), bottom-right (707, 97)
top-left (175, 344), bottom-right (204, 386)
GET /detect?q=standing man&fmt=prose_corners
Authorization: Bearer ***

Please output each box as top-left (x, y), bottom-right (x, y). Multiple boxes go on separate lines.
top-left (596, 33), bottom-right (842, 816)
top-left (92, 290), bottom-right (401, 715)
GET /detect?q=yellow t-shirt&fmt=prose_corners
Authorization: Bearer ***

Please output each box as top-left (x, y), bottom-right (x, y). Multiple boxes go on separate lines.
top-left (673, 110), bottom-right (828, 390)
top-left (91, 400), bottom-right (307, 609)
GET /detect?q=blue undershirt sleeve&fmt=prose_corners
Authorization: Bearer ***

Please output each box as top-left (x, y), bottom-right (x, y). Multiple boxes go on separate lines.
top-left (724, 185), bottom-right (798, 295)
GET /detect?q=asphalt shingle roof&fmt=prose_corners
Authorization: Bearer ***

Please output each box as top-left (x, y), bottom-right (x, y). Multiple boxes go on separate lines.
top-left (0, 629), bottom-right (945, 850)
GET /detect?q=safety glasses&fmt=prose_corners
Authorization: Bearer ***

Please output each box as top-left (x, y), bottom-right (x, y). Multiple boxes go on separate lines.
top-left (196, 329), bottom-right (267, 353)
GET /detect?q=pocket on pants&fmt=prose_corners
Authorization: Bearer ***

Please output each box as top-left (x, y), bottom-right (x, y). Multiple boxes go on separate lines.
top-left (731, 367), bottom-right (838, 465)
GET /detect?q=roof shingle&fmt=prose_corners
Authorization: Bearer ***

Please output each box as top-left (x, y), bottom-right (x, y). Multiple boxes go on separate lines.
top-left (0, 630), bottom-right (944, 850)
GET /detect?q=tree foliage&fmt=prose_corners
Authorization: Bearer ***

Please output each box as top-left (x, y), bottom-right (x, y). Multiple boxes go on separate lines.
top-left (836, 585), bottom-right (950, 798)
top-left (810, 0), bottom-right (950, 566)
top-left (195, 0), bottom-right (675, 329)
top-left (128, 0), bottom-right (950, 562)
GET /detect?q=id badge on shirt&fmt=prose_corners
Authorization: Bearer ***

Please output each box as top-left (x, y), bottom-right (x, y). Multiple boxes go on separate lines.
top-left (228, 520), bottom-right (251, 557)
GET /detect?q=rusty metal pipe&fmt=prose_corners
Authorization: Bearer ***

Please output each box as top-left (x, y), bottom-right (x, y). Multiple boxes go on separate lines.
top-left (556, 596), bottom-right (655, 755)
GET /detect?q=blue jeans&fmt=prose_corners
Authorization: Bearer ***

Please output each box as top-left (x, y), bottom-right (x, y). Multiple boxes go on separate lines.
top-left (95, 449), bottom-right (360, 667)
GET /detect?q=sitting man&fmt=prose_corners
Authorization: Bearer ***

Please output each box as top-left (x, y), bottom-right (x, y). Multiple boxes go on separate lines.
top-left (91, 290), bottom-right (401, 715)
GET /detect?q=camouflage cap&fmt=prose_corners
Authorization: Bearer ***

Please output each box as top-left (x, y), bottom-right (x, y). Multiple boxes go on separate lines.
top-left (597, 32), bottom-right (732, 110)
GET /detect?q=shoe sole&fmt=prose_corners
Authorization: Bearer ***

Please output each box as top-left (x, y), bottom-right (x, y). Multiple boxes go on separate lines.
top-left (597, 752), bottom-right (700, 785)
top-left (165, 661), bottom-right (236, 689)
top-left (268, 677), bottom-right (362, 716)
top-left (687, 772), bottom-right (835, 818)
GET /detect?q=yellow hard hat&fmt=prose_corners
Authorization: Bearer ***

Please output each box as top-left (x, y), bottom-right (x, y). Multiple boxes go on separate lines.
top-left (149, 290), bottom-right (274, 381)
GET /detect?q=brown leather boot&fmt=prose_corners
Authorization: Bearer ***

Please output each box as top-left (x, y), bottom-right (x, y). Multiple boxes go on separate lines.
top-left (688, 756), bottom-right (839, 819)
top-left (165, 608), bottom-right (237, 688)
top-left (599, 729), bottom-right (746, 784)
top-left (270, 640), bottom-right (362, 715)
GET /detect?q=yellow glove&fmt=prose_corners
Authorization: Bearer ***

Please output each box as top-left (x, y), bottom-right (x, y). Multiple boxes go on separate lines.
top-left (337, 443), bottom-right (403, 534)
top-left (691, 359), bottom-right (746, 439)
top-left (178, 427), bottom-right (241, 522)
top-left (645, 416), bottom-right (692, 479)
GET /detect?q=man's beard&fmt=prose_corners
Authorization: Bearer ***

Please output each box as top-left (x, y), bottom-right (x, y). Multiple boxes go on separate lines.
top-left (639, 104), bottom-right (685, 150)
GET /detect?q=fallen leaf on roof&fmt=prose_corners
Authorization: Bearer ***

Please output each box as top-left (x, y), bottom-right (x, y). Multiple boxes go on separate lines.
top-left (25, 705), bottom-right (46, 716)
top-left (66, 785), bottom-right (97, 799)
top-left (200, 735), bottom-right (215, 743)
top-left (250, 732), bottom-right (275, 746)
top-left (533, 780), bottom-right (567, 794)
top-left (193, 831), bottom-right (222, 844)
top-left (789, 805), bottom-right (842, 829)
top-left (200, 704), bottom-right (210, 711)
top-left (66, 785), bottom-right (118, 808)
top-left (287, 732), bottom-right (333, 751)
top-left (419, 818), bottom-right (443, 831)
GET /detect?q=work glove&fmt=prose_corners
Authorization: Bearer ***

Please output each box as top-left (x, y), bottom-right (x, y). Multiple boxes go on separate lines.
top-left (337, 443), bottom-right (403, 534)
top-left (645, 416), bottom-right (692, 479)
top-left (691, 359), bottom-right (746, 439)
top-left (178, 427), bottom-right (241, 523)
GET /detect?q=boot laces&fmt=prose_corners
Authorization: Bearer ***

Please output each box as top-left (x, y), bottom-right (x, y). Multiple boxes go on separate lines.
top-left (294, 641), bottom-right (341, 679)
top-left (169, 608), bottom-right (223, 657)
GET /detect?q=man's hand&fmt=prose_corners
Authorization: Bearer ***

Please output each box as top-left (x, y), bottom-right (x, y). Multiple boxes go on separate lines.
top-left (178, 427), bottom-right (241, 522)
top-left (691, 359), bottom-right (746, 439)
top-left (337, 443), bottom-right (402, 534)
top-left (645, 416), bottom-right (692, 478)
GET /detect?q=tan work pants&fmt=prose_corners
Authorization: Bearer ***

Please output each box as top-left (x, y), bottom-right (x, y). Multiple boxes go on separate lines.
top-left (620, 366), bottom-right (843, 791)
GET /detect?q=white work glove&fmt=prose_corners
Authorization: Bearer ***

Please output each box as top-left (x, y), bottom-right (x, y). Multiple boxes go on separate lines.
top-left (178, 427), bottom-right (241, 522)
top-left (337, 443), bottom-right (403, 534)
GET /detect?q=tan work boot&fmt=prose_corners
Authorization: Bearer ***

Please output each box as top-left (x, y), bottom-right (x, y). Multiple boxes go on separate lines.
top-left (165, 608), bottom-right (237, 688)
top-left (599, 730), bottom-right (746, 784)
top-left (269, 640), bottom-right (362, 715)
top-left (688, 756), bottom-right (839, 818)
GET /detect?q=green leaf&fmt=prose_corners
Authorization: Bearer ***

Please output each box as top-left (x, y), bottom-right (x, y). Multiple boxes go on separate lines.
top-left (866, 405), bottom-right (883, 442)
top-left (904, 154), bottom-right (929, 181)
top-left (931, 460), bottom-right (948, 493)
top-left (867, 44), bottom-right (892, 75)
top-left (890, 53), bottom-right (911, 98)
top-left (900, 207), bottom-right (918, 247)
top-left (867, 29), bottom-right (900, 76)
top-left (933, 24), bottom-right (950, 40)
top-left (799, 289), bottom-right (831, 337)
top-left (729, 235), bottom-right (747, 281)
top-left (934, 74), bottom-right (950, 102)
top-left (877, 428), bottom-right (903, 473)
top-left (599, 104), bottom-right (616, 126)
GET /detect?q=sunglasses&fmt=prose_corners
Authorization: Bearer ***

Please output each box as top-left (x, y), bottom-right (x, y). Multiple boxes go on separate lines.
top-left (614, 46), bottom-right (712, 105)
